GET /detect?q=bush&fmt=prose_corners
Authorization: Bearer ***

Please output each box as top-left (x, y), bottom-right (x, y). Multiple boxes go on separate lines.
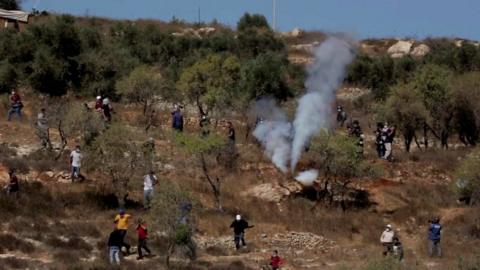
top-left (455, 147), bottom-right (480, 204)
top-left (237, 13), bottom-right (270, 32)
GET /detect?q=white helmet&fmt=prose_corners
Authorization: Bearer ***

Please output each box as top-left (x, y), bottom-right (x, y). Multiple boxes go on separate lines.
top-left (96, 96), bottom-right (101, 100)
top-left (236, 214), bottom-right (241, 221)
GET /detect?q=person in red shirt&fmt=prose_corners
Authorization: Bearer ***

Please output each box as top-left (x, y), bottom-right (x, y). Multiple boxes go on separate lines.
top-left (136, 219), bottom-right (152, 260)
top-left (270, 250), bottom-right (283, 270)
top-left (7, 90), bottom-right (23, 121)
top-left (94, 96), bottom-right (103, 112)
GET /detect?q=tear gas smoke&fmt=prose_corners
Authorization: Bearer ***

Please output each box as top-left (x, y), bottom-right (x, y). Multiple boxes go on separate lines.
top-left (295, 169), bottom-right (319, 187)
top-left (252, 37), bottom-right (356, 173)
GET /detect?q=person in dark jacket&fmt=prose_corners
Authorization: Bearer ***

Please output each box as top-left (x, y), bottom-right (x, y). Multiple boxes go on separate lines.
top-left (5, 168), bottom-right (19, 197)
top-left (375, 122), bottom-right (386, 158)
top-left (392, 237), bottom-right (404, 261)
top-left (108, 229), bottom-right (123, 265)
top-left (136, 219), bottom-right (151, 260)
top-left (199, 113), bottom-right (210, 137)
top-left (230, 215), bottom-right (254, 250)
top-left (428, 217), bottom-right (442, 257)
top-left (171, 105), bottom-right (184, 132)
top-left (336, 105), bottom-right (347, 127)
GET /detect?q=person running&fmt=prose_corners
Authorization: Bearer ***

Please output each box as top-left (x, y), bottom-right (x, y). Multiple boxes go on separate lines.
top-left (108, 229), bottom-right (123, 265)
top-left (230, 215), bottom-right (254, 250)
top-left (5, 168), bottom-right (19, 197)
top-left (7, 90), bottom-right (23, 121)
top-left (383, 124), bottom-right (396, 161)
top-left (428, 217), bottom-right (442, 258)
top-left (143, 171), bottom-right (158, 210)
top-left (136, 219), bottom-right (152, 260)
top-left (114, 209), bottom-right (132, 255)
top-left (70, 146), bottom-right (83, 182)
top-left (36, 108), bottom-right (51, 149)
top-left (270, 250), bottom-right (283, 270)
top-left (380, 224), bottom-right (395, 255)
top-left (171, 104), bottom-right (184, 132)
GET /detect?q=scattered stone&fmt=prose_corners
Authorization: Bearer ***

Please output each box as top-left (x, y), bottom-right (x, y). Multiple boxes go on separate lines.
top-left (290, 27), bottom-right (303, 38)
top-left (45, 171), bottom-right (54, 178)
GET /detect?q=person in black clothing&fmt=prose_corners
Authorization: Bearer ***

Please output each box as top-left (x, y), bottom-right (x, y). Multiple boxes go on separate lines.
top-left (227, 121), bottom-right (236, 152)
top-left (375, 122), bottom-right (385, 158)
top-left (349, 120), bottom-right (364, 154)
top-left (230, 215), bottom-right (254, 250)
top-left (199, 114), bottom-right (210, 137)
top-left (336, 105), bottom-right (347, 127)
top-left (108, 229), bottom-right (123, 265)
top-left (5, 168), bottom-right (19, 197)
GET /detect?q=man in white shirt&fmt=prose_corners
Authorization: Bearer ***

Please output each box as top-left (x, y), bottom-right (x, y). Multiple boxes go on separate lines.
top-left (380, 224), bottom-right (395, 255)
top-left (143, 171), bottom-right (157, 210)
top-left (70, 146), bottom-right (83, 182)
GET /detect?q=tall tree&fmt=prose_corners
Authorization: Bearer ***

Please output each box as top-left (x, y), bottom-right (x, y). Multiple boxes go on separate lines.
top-left (0, 0), bottom-right (20, 10)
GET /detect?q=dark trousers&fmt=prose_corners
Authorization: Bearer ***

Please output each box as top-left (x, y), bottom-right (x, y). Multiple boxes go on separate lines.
top-left (119, 230), bottom-right (131, 253)
top-left (234, 232), bottom-right (246, 249)
top-left (137, 238), bottom-right (151, 258)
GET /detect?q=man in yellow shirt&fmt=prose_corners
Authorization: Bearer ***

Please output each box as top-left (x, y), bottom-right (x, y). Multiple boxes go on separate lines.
top-left (114, 209), bottom-right (131, 255)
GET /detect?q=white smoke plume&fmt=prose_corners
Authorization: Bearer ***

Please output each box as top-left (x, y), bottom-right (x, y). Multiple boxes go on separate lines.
top-left (252, 99), bottom-right (292, 173)
top-left (290, 37), bottom-right (355, 170)
top-left (251, 37), bottom-right (355, 173)
top-left (295, 169), bottom-right (319, 187)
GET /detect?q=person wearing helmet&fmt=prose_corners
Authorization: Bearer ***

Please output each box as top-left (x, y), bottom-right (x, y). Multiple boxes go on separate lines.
top-left (428, 217), bottom-right (442, 257)
top-left (230, 214), bottom-right (254, 250)
top-left (336, 105), bottom-right (347, 127)
top-left (94, 96), bottom-right (103, 113)
top-left (380, 224), bottom-right (395, 255)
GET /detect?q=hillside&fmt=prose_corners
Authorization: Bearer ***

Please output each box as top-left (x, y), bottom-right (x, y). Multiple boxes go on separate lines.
top-left (0, 13), bottom-right (480, 270)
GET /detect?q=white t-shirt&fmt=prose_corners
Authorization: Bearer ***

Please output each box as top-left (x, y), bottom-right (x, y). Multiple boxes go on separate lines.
top-left (143, 174), bottom-right (157, 191)
top-left (70, 150), bottom-right (83, 167)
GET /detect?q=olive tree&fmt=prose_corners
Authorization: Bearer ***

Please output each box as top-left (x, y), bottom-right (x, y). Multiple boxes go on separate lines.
top-left (149, 180), bottom-right (195, 267)
top-left (455, 147), bottom-right (480, 205)
top-left (174, 132), bottom-right (227, 211)
top-left (86, 124), bottom-right (146, 206)
top-left (379, 83), bottom-right (428, 152)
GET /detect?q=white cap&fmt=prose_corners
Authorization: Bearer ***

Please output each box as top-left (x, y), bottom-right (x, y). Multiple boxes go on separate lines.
top-left (236, 215), bottom-right (241, 221)
top-left (96, 96), bottom-right (101, 100)
top-left (386, 224), bottom-right (392, 229)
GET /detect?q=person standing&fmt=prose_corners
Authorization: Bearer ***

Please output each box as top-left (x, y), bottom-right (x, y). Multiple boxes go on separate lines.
top-left (7, 90), bottom-right (23, 121)
top-left (114, 209), bottom-right (132, 255)
top-left (336, 105), bottom-right (347, 127)
top-left (143, 171), bottom-right (157, 210)
top-left (70, 146), bottom-right (83, 182)
top-left (428, 217), bottom-right (442, 258)
top-left (36, 108), bottom-right (51, 149)
top-left (230, 215), bottom-right (254, 250)
top-left (136, 219), bottom-right (152, 260)
top-left (270, 250), bottom-right (283, 270)
top-left (102, 97), bottom-right (114, 122)
top-left (171, 105), bottom-right (184, 132)
top-left (107, 229), bottom-right (123, 265)
top-left (199, 113), bottom-right (210, 137)
top-left (5, 168), bottom-right (19, 197)
top-left (227, 121), bottom-right (236, 153)
top-left (380, 224), bottom-right (395, 255)
top-left (94, 96), bottom-right (103, 113)
top-left (375, 122), bottom-right (385, 158)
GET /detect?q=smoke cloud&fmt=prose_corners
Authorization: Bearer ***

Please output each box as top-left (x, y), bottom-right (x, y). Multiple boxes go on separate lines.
top-left (290, 37), bottom-right (355, 170)
top-left (252, 99), bottom-right (292, 173)
top-left (252, 37), bottom-right (355, 173)
top-left (295, 169), bottom-right (319, 186)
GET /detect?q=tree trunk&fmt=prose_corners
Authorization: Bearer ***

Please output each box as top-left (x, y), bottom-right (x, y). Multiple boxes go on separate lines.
top-left (166, 242), bottom-right (175, 269)
top-left (199, 153), bottom-right (222, 211)
top-left (423, 123), bottom-right (429, 149)
top-left (413, 134), bottom-right (422, 150)
top-left (55, 120), bottom-right (68, 160)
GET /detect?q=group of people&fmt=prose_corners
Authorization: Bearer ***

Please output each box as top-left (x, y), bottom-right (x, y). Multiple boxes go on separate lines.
top-left (108, 209), bottom-right (153, 264)
top-left (375, 122), bottom-right (396, 161)
top-left (337, 105), bottom-right (397, 160)
top-left (94, 95), bottom-right (114, 122)
top-left (379, 218), bottom-right (442, 261)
